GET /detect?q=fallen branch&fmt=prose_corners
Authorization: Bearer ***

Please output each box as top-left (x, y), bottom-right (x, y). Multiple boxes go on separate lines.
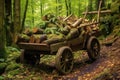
top-left (82, 10), bottom-right (111, 15)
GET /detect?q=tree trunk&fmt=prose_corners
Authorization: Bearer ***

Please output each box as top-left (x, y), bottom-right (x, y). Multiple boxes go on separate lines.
top-left (78, 0), bottom-right (81, 17)
top-left (40, 0), bottom-right (43, 17)
top-left (21, 0), bottom-right (28, 32)
top-left (68, 0), bottom-right (72, 15)
top-left (65, 0), bottom-right (69, 16)
top-left (56, 0), bottom-right (58, 16)
top-left (13, 0), bottom-right (21, 44)
top-left (0, 0), bottom-right (6, 58)
top-left (5, 0), bottom-right (12, 45)
top-left (95, 0), bottom-right (105, 10)
top-left (88, 0), bottom-right (93, 20)
top-left (14, 0), bottom-right (21, 32)
top-left (31, 0), bottom-right (34, 27)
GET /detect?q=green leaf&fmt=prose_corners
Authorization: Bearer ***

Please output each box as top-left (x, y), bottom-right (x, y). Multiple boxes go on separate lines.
top-left (0, 76), bottom-right (4, 80)
top-left (0, 58), bottom-right (5, 62)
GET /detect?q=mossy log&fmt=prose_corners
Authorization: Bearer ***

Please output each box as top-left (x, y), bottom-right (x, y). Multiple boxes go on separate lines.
top-left (29, 34), bottom-right (47, 43)
top-left (66, 28), bottom-right (79, 40)
top-left (72, 18), bottom-right (83, 27)
top-left (17, 34), bottom-right (30, 43)
top-left (42, 38), bottom-right (64, 45)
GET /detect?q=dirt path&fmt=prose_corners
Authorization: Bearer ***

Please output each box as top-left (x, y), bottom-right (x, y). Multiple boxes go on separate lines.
top-left (44, 37), bottom-right (120, 80)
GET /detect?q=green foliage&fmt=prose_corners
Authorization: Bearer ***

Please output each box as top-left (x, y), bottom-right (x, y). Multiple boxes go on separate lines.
top-left (0, 63), bottom-right (7, 74)
top-left (5, 62), bottom-right (21, 72)
top-left (0, 76), bottom-right (4, 80)
top-left (6, 47), bottom-right (21, 62)
top-left (7, 69), bottom-right (21, 76)
top-left (21, 0), bottom-right (91, 27)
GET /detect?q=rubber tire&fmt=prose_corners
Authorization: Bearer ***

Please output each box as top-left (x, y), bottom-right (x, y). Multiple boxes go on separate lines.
top-left (55, 46), bottom-right (74, 74)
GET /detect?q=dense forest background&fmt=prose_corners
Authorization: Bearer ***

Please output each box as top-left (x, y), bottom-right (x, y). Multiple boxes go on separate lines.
top-left (0, 0), bottom-right (120, 79)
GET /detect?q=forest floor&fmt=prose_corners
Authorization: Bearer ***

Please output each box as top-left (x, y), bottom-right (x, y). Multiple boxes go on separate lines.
top-left (2, 36), bottom-right (120, 80)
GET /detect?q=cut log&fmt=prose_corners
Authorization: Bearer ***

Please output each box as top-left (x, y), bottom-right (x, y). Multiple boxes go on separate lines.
top-left (17, 34), bottom-right (30, 43)
top-left (66, 28), bottom-right (79, 40)
top-left (63, 14), bottom-right (73, 21)
top-left (82, 10), bottom-right (111, 15)
top-left (72, 18), bottom-right (83, 27)
top-left (78, 22), bottom-right (99, 28)
top-left (32, 28), bottom-right (44, 34)
top-left (29, 35), bottom-right (36, 43)
top-left (29, 34), bottom-right (47, 43)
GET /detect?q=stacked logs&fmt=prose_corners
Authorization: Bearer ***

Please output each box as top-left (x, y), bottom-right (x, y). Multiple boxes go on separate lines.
top-left (17, 14), bottom-right (100, 44)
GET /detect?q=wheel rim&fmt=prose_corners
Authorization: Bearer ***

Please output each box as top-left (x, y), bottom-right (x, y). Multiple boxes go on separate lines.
top-left (60, 49), bottom-right (73, 73)
top-left (91, 39), bottom-right (100, 58)
top-left (56, 47), bottom-right (74, 74)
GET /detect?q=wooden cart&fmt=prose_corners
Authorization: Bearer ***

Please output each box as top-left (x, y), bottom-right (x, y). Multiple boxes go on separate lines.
top-left (18, 27), bottom-right (100, 74)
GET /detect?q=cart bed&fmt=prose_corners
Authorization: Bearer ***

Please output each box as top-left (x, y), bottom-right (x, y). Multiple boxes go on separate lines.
top-left (18, 42), bottom-right (50, 51)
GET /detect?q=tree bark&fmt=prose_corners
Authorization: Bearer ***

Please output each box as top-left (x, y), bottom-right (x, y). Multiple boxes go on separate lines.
top-left (21, 0), bottom-right (28, 32)
top-left (31, 0), bottom-right (34, 27)
top-left (65, 0), bottom-right (69, 16)
top-left (0, 0), bottom-right (6, 58)
top-left (5, 0), bottom-right (12, 45)
top-left (40, 0), bottom-right (43, 17)
top-left (88, 0), bottom-right (93, 20)
top-left (68, 0), bottom-right (72, 15)
top-left (14, 0), bottom-right (21, 32)
top-left (13, 0), bottom-right (21, 44)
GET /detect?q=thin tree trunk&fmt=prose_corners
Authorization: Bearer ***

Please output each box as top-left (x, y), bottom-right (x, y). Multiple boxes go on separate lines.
top-left (65, 0), bottom-right (69, 16)
top-left (0, 0), bottom-right (6, 58)
top-left (31, 0), bottom-right (34, 27)
top-left (13, 0), bottom-right (21, 44)
top-left (56, 0), bottom-right (58, 16)
top-left (21, 0), bottom-right (28, 32)
top-left (5, 0), bottom-right (12, 45)
top-left (68, 0), bottom-right (72, 15)
top-left (14, 0), bottom-right (21, 32)
top-left (88, 0), bottom-right (93, 20)
top-left (40, 0), bottom-right (43, 17)
top-left (78, 0), bottom-right (81, 17)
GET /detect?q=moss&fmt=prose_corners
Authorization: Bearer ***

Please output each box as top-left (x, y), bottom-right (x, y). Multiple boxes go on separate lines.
top-left (0, 63), bottom-right (7, 74)
top-left (6, 47), bottom-right (21, 62)
top-left (5, 62), bottom-right (21, 72)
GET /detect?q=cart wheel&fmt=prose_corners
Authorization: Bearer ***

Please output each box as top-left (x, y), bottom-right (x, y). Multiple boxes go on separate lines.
top-left (87, 36), bottom-right (100, 61)
top-left (55, 46), bottom-right (74, 74)
top-left (23, 50), bottom-right (40, 65)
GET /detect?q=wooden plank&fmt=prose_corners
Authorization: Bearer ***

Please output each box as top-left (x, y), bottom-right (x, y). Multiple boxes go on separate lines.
top-left (67, 37), bottom-right (84, 47)
top-left (50, 41), bottom-right (67, 53)
top-left (18, 42), bottom-right (50, 51)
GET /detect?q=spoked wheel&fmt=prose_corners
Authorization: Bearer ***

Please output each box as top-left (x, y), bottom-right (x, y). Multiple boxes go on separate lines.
top-left (23, 50), bottom-right (40, 65)
top-left (55, 46), bottom-right (74, 74)
top-left (87, 36), bottom-right (100, 61)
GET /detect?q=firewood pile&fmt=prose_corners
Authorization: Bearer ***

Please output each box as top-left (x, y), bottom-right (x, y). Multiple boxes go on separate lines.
top-left (17, 14), bottom-right (99, 45)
